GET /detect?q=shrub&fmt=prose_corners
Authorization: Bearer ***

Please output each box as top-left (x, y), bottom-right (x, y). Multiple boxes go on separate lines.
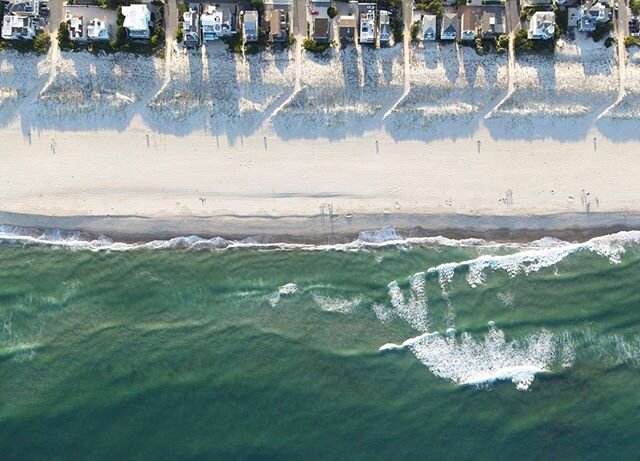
top-left (115, 25), bottom-right (127, 47)
top-left (250, 0), bottom-right (264, 16)
top-left (33, 32), bottom-right (51, 53)
top-left (303, 38), bottom-right (330, 53)
top-left (150, 34), bottom-right (160, 48)
top-left (625, 35), bottom-right (640, 47)
top-left (514, 29), bottom-right (533, 53)
top-left (176, 28), bottom-right (183, 43)
top-left (327, 6), bottom-right (338, 19)
top-left (632, 0), bottom-right (640, 16)
top-left (410, 22), bottom-right (419, 42)
top-left (604, 36), bottom-right (614, 48)
top-left (57, 22), bottom-right (73, 51)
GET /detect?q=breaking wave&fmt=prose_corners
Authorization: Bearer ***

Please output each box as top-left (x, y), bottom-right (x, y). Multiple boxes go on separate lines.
top-left (381, 323), bottom-right (572, 391)
top-left (427, 231), bottom-right (640, 287)
top-left (0, 225), bottom-right (498, 252)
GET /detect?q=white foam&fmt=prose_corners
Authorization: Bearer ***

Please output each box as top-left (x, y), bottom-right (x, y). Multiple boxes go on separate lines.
top-left (380, 323), bottom-right (562, 391)
top-left (427, 231), bottom-right (640, 288)
top-left (269, 283), bottom-right (298, 307)
top-left (387, 277), bottom-right (430, 332)
top-left (312, 294), bottom-right (361, 314)
top-left (0, 225), bottom-right (498, 253)
top-left (372, 303), bottom-right (395, 324)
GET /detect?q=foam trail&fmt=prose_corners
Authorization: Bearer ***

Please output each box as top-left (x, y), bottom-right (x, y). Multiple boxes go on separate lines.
top-left (312, 294), bottom-right (361, 314)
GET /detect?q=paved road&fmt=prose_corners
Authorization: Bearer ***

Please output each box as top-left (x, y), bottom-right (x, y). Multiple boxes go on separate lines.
top-left (505, 0), bottom-right (520, 35)
top-left (47, 0), bottom-right (62, 34)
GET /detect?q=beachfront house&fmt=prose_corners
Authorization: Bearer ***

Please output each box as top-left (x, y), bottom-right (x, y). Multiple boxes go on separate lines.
top-left (338, 14), bottom-right (356, 42)
top-left (122, 4), bottom-right (151, 40)
top-left (201, 5), bottom-right (237, 42)
top-left (66, 13), bottom-right (84, 40)
top-left (379, 10), bottom-right (391, 44)
top-left (577, 3), bottom-right (609, 32)
top-left (183, 7), bottom-right (200, 48)
top-left (421, 14), bottom-right (436, 41)
top-left (1, 14), bottom-right (36, 40)
top-left (440, 12), bottom-right (458, 40)
top-left (63, 6), bottom-right (113, 41)
top-left (87, 18), bottom-right (111, 40)
top-left (310, 1), bottom-right (331, 43)
top-left (359, 3), bottom-right (376, 44)
top-left (480, 10), bottom-right (505, 38)
top-left (266, 9), bottom-right (288, 42)
top-left (460, 10), bottom-right (478, 41)
top-left (528, 11), bottom-right (555, 39)
top-left (242, 10), bottom-right (258, 42)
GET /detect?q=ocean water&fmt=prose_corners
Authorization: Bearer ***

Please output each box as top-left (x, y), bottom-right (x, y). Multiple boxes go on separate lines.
top-left (0, 228), bottom-right (639, 459)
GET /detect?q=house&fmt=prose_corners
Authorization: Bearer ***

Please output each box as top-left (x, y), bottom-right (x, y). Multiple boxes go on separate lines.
top-left (578, 3), bottom-right (608, 32)
top-left (87, 18), bottom-right (111, 40)
top-left (481, 10), bottom-right (505, 38)
top-left (313, 17), bottom-right (329, 42)
top-left (528, 11), bottom-right (555, 39)
top-left (1, 14), bottom-right (36, 40)
top-left (266, 9), bottom-right (287, 42)
top-left (338, 14), bottom-right (356, 42)
top-left (242, 10), bottom-right (258, 42)
top-left (422, 14), bottom-right (436, 41)
top-left (66, 14), bottom-right (84, 40)
top-left (122, 4), bottom-right (151, 40)
top-left (441, 12), bottom-right (458, 40)
top-left (460, 10), bottom-right (478, 41)
top-left (379, 10), bottom-right (391, 43)
top-left (201, 5), bottom-right (236, 42)
top-left (311, 1), bottom-right (331, 43)
top-left (183, 7), bottom-right (200, 47)
top-left (359, 3), bottom-right (376, 44)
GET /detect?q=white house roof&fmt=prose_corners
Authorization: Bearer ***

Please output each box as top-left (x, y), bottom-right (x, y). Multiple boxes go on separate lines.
top-left (122, 4), bottom-right (150, 31)
top-left (422, 14), bottom-right (436, 40)
top-left (87, 18), bottom-right (109, 39)
top-left (529, 11), bottom-right (555, 39)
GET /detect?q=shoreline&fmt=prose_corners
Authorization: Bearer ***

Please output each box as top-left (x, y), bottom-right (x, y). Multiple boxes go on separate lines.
top-left (2, 211), bottom-right (639, 245)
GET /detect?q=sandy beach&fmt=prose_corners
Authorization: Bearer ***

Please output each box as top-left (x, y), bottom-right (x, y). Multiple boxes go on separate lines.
top-left (2, 39), bottom-right (640, 242)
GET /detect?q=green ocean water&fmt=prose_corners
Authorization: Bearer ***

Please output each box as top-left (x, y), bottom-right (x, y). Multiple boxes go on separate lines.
top-left (0, 233), bottom-right (639, 460)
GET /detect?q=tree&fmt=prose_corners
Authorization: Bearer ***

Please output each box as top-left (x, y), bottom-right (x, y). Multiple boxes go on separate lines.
top-left (631, 0), bottom-right (640, 16)
top-left (176, 28), bottom-right (183, 43)
top-left (57, 22), bottom-right (73, 51)
top-left (251, 0), bottom-right (264, 16)
top-left (327, 6), bottom-right (338, 19)
top-left (33, 32), bottom-right (51, 53)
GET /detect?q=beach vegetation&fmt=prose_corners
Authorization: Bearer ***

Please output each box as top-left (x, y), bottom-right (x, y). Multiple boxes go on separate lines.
top-left (251, 0), bottom-right (265, 16)
top-left (589, 21), bottom-right (613, 42)
top-left (625, 35), bottom-right (640, 47)
top-left (410, 22), bottom-right (420, 42)
top-left (223, 32), bottom-right (244, 53)
top-left (554, 6), bottom-right (568, 36)
top-left (58, 22), bottom-right (74, 51)
top-left (303, 38), bottom-right (331, 53)
top-left (496, 33), bottom-right (509, 53)
top-left (32, 32), bottom-right (51, 54)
